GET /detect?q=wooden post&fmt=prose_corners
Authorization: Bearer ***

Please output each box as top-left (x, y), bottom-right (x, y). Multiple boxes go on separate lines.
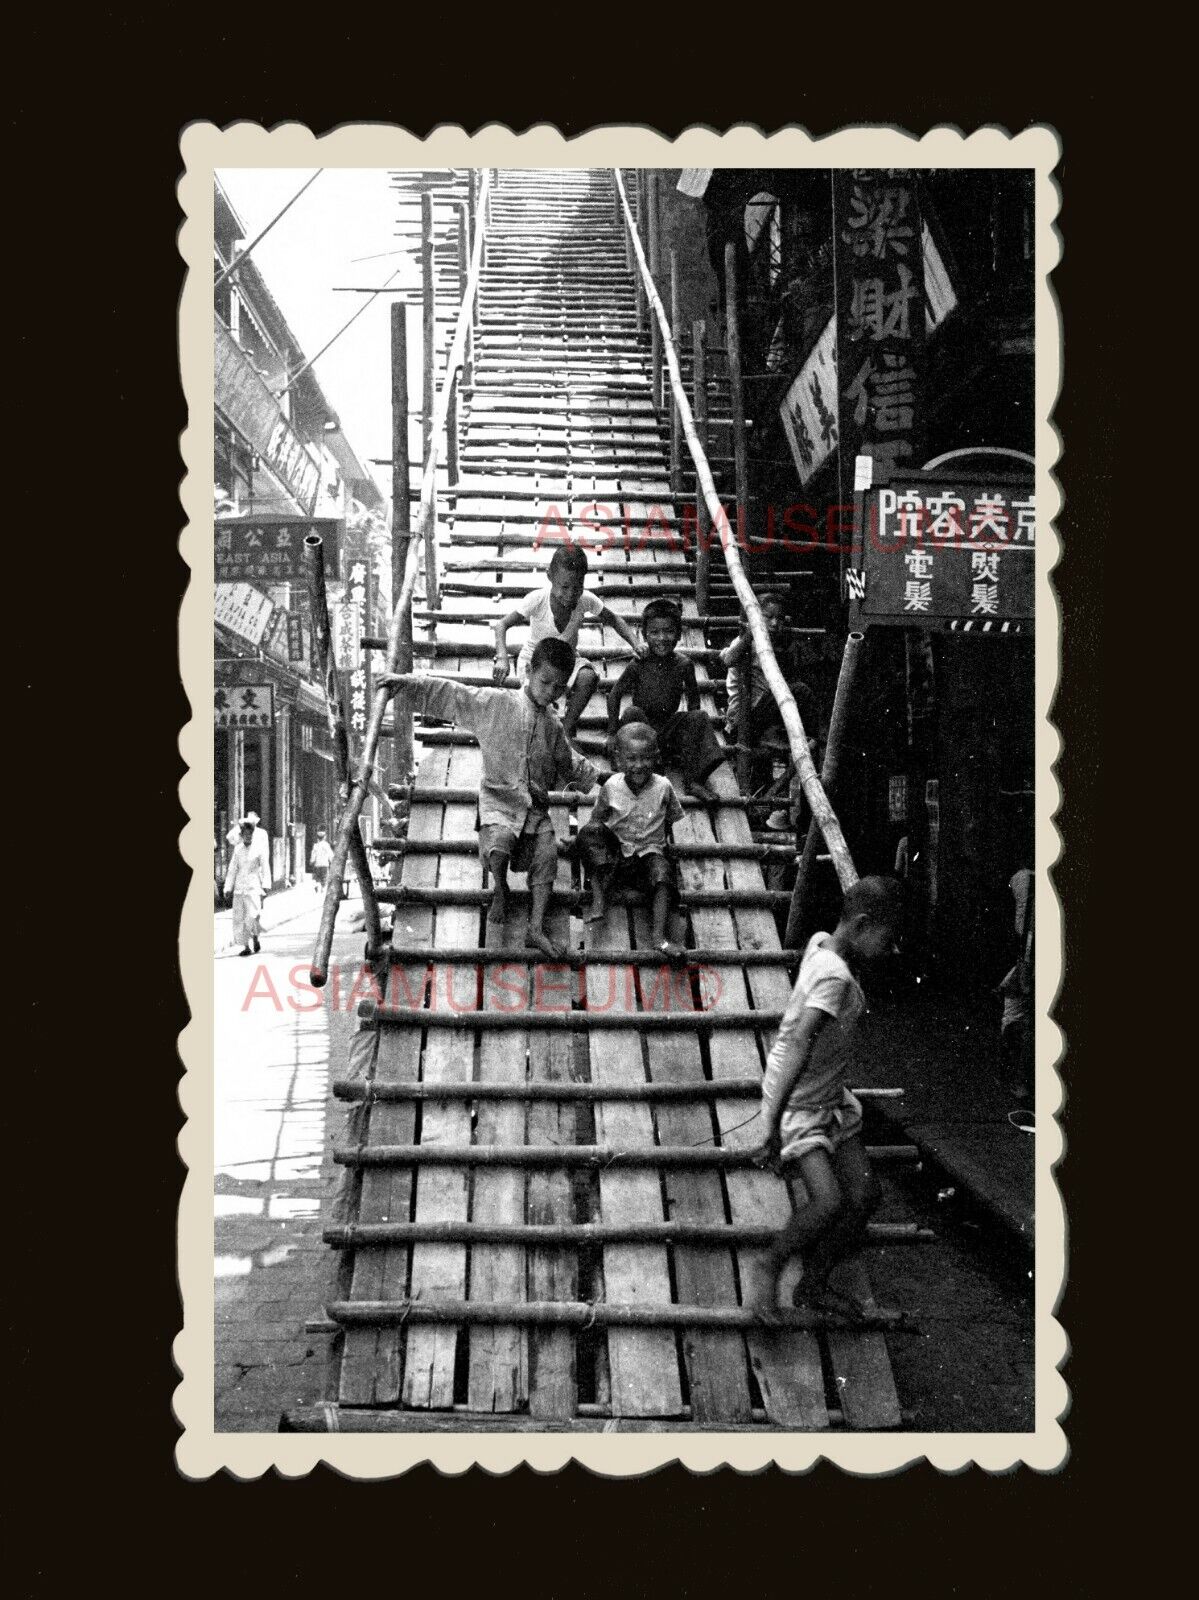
top-left (390, 303), bottom-right (414, 787)
top-left (303, 535), bottom-right (383, 957)
top-left (620, 170), bottom-right (633, 273)
top-left (648, 173), bottom-right (662, 413)
top-left (669, 249), bottom-right (681, 497)
top-left (421, 190), bottom-right (440, 616)
top-left (457, 202), bottom-right (473, 386)
top-left (726, 240), bottom-right (751, 789)
top-left (784, 631), bottom-right (865, 948)
top-left (692, 317), bottom-right (710, 615)
top-left (634, 171), bottom-right (646, 334)
top-left (447, 377), bottom-right (460, 486)
top-left (467, 171), bottom-right (479, 331)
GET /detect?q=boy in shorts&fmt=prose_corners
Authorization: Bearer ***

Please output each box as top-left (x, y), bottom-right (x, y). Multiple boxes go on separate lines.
top-left (605, 597), bottom-right (731, 805)
top-left (576, 722), bottom-right (686, 959)
top-left (721, 590), bottom-right (822, 750)
top-left (379, 638), bottom-right (599, 960)
top-left (746, 875), bottom-right (903, 1320)
top-left (492, 544), bottom-right (645, 744)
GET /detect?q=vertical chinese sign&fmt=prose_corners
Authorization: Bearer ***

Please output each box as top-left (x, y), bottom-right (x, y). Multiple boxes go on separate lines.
top-left (334, 555), bottom-right (373, 759)
top-left (832, 170), bottom-right (926, 489)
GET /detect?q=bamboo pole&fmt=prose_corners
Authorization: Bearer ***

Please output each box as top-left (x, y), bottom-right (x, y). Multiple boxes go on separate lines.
top-left (420, 191), bottom-right (440, 615)
top-left (281, 1404), bottom-right (917, 1432)
top-left (309, 172), bottom-right (491, 986)
top-left (669, 249), bottom-right (681, 495)
top-left (446, 376), bottom-right (460, 486)
top-left (372, 838), bottom-right (797, 861)
top-left (785, 630), bottom-right (866, 948)
top-left (336, 1143), bottom-right (918, 1170)
top-left (302, 536), bottom-right (382, 952)
top-left (333, 1079), bottom-right (903, 1103)
top-left (325, 1298), bottom-right (909, 1332)
top-left (365, 945), bottom-right (804, 967)
top-left (634, 171), bottom-right (646, 333)
top-left (693, 317), bottom-right (710, 614)
top-left (457, 202), bottom-right (473, 387)
top-left (324, 1219), bottom-right (930, 1247)
top-left (612, 169), bottom-right (857, 893)
top-left (389, 784), bottom-right (772, 811)
top-left (358, 1004), bottom-right (788, 1031)
top-left (649, 173), bottom-right (663, 413)
top-left (726, 240), bottom-right (753, 790)
top-left (389, 303), bottom-right (414, 787)
top-left (371, 886), bottom-right (790, 911)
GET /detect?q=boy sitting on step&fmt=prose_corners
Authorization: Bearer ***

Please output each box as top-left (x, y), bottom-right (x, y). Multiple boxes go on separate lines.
top-left (492, 543), bottom-right (645, 745)
top-left (577, 722), bottom-right (686, 960)
top-left (380, 637), bottom-right (599, 961)
top-left (721, 590), bottom-right (823, 753)
top-left (745, 875), bottom-right (903, 1322)
top-left (605, 598), bottom-right (730, 804)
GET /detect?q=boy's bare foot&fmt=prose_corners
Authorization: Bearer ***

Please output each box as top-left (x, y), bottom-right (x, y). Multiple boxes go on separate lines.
top-left (686, 779), bottom-right (718, 806)
top-left (486, 889), bottom-right (507, 926)
top-left (744, 1261), bottom-right (785, 1327)
top-left (528, 925), bottom-right (567, 961)
top-left (793, 1281), bottom-right (869, 1323)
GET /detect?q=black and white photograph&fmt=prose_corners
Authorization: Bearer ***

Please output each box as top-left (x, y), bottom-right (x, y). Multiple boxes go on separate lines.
top-left (178, 124), bottom-right (1063, 1475)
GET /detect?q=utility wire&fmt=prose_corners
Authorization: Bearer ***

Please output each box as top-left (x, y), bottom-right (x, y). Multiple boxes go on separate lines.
top-left (214, 169), bottom-right (323, 291)
top-left (275, 265), bottom-right (406, 399)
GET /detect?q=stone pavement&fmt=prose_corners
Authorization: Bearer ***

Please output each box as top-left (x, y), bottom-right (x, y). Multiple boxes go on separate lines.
top-left (214, 904), bottom-right (367, 1431)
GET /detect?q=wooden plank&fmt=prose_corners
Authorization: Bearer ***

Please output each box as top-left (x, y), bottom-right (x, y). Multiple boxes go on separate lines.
top-left (825, 1258), bottom-right (903, 1430)
top-left (338, 745), bottom-right (448, 1405)
top-left (467, 909), bottom-right (530, 1413)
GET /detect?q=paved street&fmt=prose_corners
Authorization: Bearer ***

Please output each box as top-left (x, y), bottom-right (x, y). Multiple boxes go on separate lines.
top-left (214, 899), bottom-right (364, 1431)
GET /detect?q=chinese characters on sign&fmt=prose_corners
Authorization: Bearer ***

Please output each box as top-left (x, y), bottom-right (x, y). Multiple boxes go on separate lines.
top-left (215, 582), bottom-right (274, 647)
top-left (847, 479), bottom-right (1035, 630)
top-left (214, 518), bottom-right (342, 583)
top-left (833, 170), bottom-right (926, 484)
top-left (336, 556), bottom-right (375, 748)
top-left (780, 319), bottom-right (838, 486)
top-left (214, 316), bottom-right (321, 514)
top-left (214, 684), bottom-right (274, 729)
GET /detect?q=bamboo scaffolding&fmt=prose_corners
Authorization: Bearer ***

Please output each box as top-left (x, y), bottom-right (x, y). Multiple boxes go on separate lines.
top-left (612, 169), bottom-right (857, 892)
top-left (357, 1003), bottom-right (788, 1030)
top-left (372, 885), bottom-right (791, 910)
top-left (324, 1298), bottom-right (910, 1331)
top-left (324, 1220), bottom-right (931, 1247)
top-left (334, 1144), bottom-right (918, 1170)
top-left (366, 945), bottom-right (805, 967)
top-left (280, 1404), bottom-right (916, 1432)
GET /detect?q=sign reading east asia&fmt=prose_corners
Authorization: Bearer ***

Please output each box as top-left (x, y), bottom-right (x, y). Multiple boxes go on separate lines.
top-left (215, 517), bottom-right (342, 583)
top-left (848, 479), bottom-right (1035, 631)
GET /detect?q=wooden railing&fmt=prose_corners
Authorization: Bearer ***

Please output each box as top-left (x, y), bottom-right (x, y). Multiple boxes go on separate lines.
top-left (308, 170), bottom-right (494, 986)
top-left (612, 169), bottom-right (858, 893)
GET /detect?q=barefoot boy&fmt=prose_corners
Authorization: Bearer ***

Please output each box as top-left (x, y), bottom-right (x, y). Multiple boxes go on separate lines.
top-left (380, 638), bottom-right (598, 960)
top-left (606, 598), bottom-right (731, 805)
top-left (492, 544), bottom-right (645, 743)
top-left (746, 875), bottom-right (902, 1320)
top-left (577, 722), bottom-right (686, 959)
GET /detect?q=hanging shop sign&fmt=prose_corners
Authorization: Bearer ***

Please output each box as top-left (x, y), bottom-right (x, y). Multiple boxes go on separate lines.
top-left (215, 516), bottom-right (342, 583)
top-left (214, 684), bottom-right (274, 730)
top-left (781, 222), bottom-right (956, 488)
top-left (214, 315), bottom-right (321, 514)
top-left (338, 556), bottom-right (374, 745)
top-left (287, 612), bottom-right (306, 664)
top-left (833, 169), bottom-right (927, 484)
top-left (215, 581), bottom-right (274, 647)
top-left (846, 474), bottom-right (1035, 632)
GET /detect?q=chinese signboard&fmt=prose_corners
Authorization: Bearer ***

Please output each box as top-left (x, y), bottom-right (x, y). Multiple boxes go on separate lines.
top-left (214, 315), bottom-right (321, 514)
top-left (214, 517), bottom-right (342, 583)
top-left (337, 554), bottom-right (374, 745)
top-left (781, 222), bottom-right (956, 488)
top-left (780, 318), bottom-right (838, 486)
top-left (215, 582), bottom-right (274, 647)
top-left (214, 684), bottom-right (274, 729)
top-left (847, 476), bottom-right (1035, 631)
top-left (833, 170), bottom-right (926, 483)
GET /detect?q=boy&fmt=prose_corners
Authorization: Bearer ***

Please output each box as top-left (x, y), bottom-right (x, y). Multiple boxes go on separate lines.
top-left (721, 591), bottom-right (822, 751)
top-left (380, 637), bottom-right (598, 961)
top-left (309, 826), bottom-right (334, 894)
top-left (224, 817), bottom-right (269, 957)
top-left (605, 597), bottom-right (730, 805)
top-left (746, 875), bottom-right (903, 1320)
top-left (492, 544), bottom-right (645, 743)
top-left (577, 722), bottom-right (686, 960)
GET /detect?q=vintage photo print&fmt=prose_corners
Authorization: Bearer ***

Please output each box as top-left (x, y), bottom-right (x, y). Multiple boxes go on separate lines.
top-left (177, 122), bottom-right (1063, 1477)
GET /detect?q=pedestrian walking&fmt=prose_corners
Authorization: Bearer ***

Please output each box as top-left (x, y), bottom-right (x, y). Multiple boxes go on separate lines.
top-left (224, 817), bottom-right (269, 956)
top-left (309, 826), bottom-right (334, 894)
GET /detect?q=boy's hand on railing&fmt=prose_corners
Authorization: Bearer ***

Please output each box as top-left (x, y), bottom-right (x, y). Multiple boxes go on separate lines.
top-left (377, 672), bottom-right (417, 698)
top-left (491, 650), bottom-right (512, 684)
top-left (529, 780), bottom-right (550, 809)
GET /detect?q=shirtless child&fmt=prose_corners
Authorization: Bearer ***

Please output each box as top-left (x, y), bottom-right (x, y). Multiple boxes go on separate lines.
top-left (380, 638), bottom-right (598, 960)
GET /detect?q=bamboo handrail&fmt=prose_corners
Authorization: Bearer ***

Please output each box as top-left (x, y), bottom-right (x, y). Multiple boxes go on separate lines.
top-left (612, 169), bottom-right (857, 892)
top-left (309, 170), bottom-right (493, 986)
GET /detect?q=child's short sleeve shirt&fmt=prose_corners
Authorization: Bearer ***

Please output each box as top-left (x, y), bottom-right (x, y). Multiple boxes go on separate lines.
top-left (761, 933), bottom-right (866, 1121)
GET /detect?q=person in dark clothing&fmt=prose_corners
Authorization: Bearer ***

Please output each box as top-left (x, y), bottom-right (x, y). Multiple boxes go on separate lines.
top-left (721, 592), bottom-right (825, 751)
top-left (605, 598), bottom-right (731, 804)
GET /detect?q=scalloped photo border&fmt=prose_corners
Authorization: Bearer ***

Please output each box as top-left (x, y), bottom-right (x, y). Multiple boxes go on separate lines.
top-left (177, 120), bottom-right (1064, 1479)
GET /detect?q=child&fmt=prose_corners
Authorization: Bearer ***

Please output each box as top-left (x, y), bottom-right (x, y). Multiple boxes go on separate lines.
top-left (605, 598), bottom-right (731, 805)
top-left (224, 817), bottom-right (269, 957)
top-left (380, 637), bottom-right (598, 961)
top-left (492, 544), bottom-right (645, 743)
top-left (577, 722), bottom-right (686, 959)
top-left (309, 827), bottom-right (334, 894)
top-left (746, 875), bottom-right (903, 1320)
top-left (721, 591), bottom-right (822, 751)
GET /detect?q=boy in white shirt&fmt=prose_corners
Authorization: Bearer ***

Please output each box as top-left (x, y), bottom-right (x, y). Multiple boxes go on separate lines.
top-left (492, 544), bottom-right (644, 743)
top-left (577, 722), bottom-right (686, 959)
top-left (746, 876), bottom-right (903, 1320)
